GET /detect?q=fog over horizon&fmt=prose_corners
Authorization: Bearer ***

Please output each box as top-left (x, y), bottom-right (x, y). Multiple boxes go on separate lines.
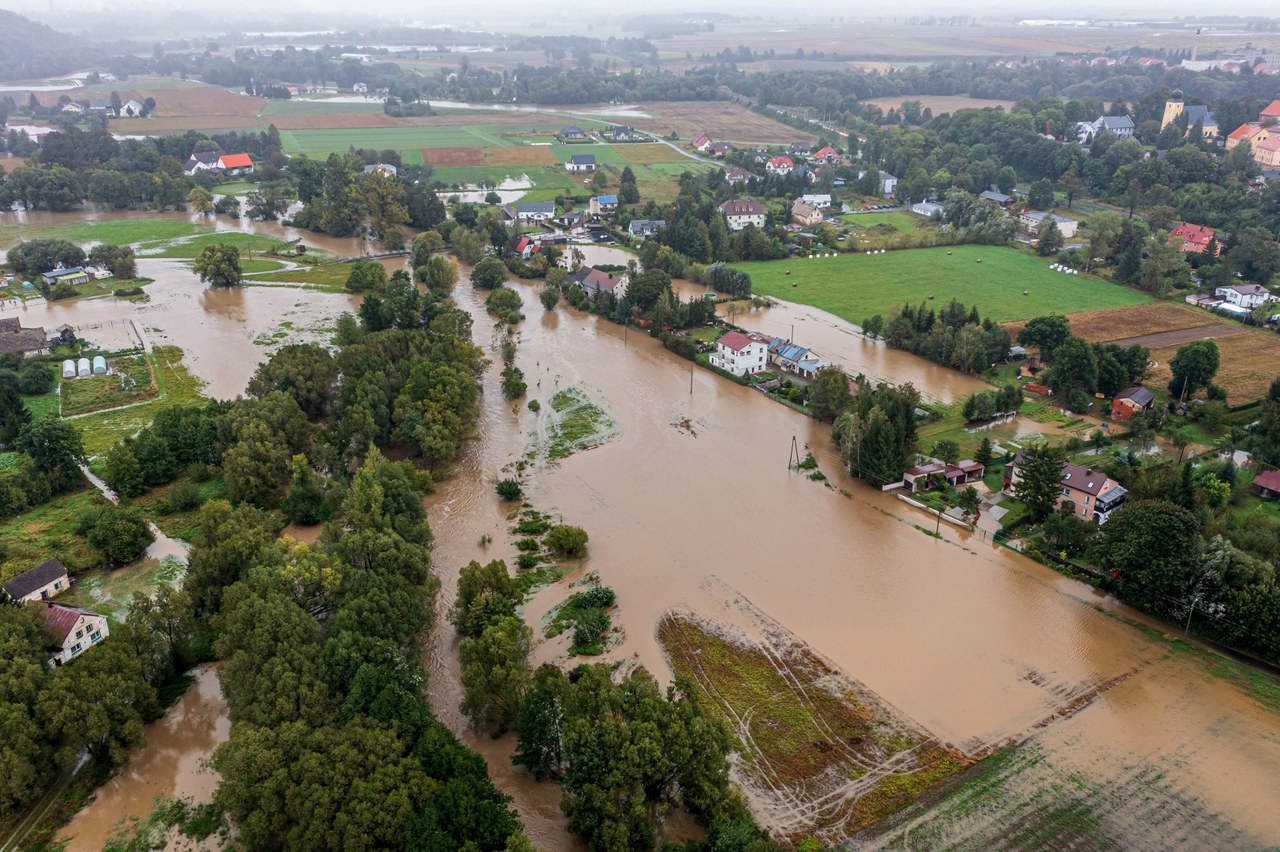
top-left (4, 0), bottom-right (1280, 43)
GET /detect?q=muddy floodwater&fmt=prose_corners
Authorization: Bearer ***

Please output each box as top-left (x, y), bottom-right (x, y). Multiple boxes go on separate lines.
top-left (58, 666), bottom-right (230, 852)
top-left (423, 274), bottom-right (1280, 847)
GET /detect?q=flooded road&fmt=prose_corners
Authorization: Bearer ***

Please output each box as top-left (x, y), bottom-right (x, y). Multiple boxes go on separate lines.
top-left (422, 274), bottom-right (1280, 846)
top-left (58, 666), bottom-right (230, 852)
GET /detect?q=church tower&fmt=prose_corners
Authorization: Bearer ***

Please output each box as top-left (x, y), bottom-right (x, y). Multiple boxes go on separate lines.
top-left (1161, 90), bottom-right (1185, 129)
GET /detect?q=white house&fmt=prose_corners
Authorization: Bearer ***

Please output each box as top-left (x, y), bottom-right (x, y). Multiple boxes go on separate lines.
top-left (710, 331), bottom-right (769, 376)
top-left (40, 603), bottom-right (109, 665)
top-left (509, 201), bottom-right (555, 224)
top-left (588, 195), bottom-right (618, 217)
top-left (119, 98), bottom-right (146, 118)
top-left (1075, 115), bottom-right (1135, 143)
top-left (691, 132), bottom-right (712, 152)
top-left (566, 154), bottom-right (596, 172)
top-left (719, 198), bottom-right (766, 231)
top-left (799, 193), bottom-right (832, 208)
top-left (1020, 210), bottom-right (1079, 239)
top-left (766, 155), bottom-right (794, 176)
top-left (912, 201), bottom-right (944, 217)
top-left (858, 170), bottom-right (898, 196)
top-left (183, 151), bottom-right (223, 175)
top-left (2, 558), bottom-right (70, 603)
top-left (1215, 283), bottom-right (1278, 310)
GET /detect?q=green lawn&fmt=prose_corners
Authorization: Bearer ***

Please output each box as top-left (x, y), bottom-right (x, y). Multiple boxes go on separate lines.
top-left (735, 245), bottom-right (1151, 325)
top-left (0, 487), bottom-right (104, 577)
top-left (839, 212), bottom-right (916, 231)
top-left (0, 218), bottom-right (206, 251)
top-left (151, 231), bottom-right (295, 259)
top-left (249, 262), bottom-right (354, 290)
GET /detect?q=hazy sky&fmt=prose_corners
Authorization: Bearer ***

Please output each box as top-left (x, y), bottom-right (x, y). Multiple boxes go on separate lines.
top-left (5, 0), bottom-right (1280, 40)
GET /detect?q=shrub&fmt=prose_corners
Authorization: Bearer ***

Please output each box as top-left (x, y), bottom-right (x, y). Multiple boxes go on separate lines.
top-left (515, 553), bottom-right (540, 570)
top-left (572, 607), bottom-right (611, 654)
top-left (166, 480), bottom-right (203, 512)
top-left (527, 399), bottom-right (541, 413)
top-left (84, 505), bottom-right (155, 563)
top-left (573, 586), bottom-right (616, 609)
top-left (496, 479), bottom-right (523, 500)
top-left (545, 524), bottom-right (589, 556)
top-left (18, 363), bottom-right (55, 395)
top-left (515, 537), bottom-right (540, 552)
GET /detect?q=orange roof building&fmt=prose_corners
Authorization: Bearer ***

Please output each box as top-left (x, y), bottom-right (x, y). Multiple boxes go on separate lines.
top-left (1226, 123), bottom-right (1271, 150)
top-left (1261, 99), bottom-right (1280, 120)
top-left (218, 153), bottom-right (254, 170)
top-left (1169, 223), bottom-right (1219, 255)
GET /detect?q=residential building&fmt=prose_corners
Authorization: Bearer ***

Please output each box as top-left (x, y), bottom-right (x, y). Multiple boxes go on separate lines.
top-left (708, 142), bottom-right (733, 157)
top-left (362, 163), bottom-right (399, 177)
top-left (766, 155), bottom-right (794, 175)
top-left (709, 331), bottom-right (768, 376)
top-left (1186, 293), bottom-right (1224, 309)
top-left (588, 195), bottom-right (618, 217)
top-left (799, 193), bottom-right (832, 208)
top-left (1261, 99), bottom-right (1280, 121)
top-left (812, 146), bottom-right (841, 163)
top-left (2, 558), bottom-right (70, 603)
top-left (218, 153), bottom-right (254, 174)
top-left (1215, 283), bottom-right (1277, 310)
top-left (509, 236), bottom-right (539, 260)
top-left (791, 201), bottom-right (823, 227)
top-left (788, 141), bottom-right (812, 156)
top-left (724, 167), bottom-right (752, 185)
top-left (719, 198), bottom-right (766, 231)
top-left (793, 356), bottom-right (831, 378)
top-left (767, 338), bottom-right (811, 372)
top-left (911, 201), bottom-right (944, 217)
top-left (570, 266), bottom-right (625, 301)
top-left (1253, 469), bottom-right (1280, 500)
top-left (60, 101), bottom-right (84, 114)
top-left (1074, 115), bottom-right (1135, 143)
top-left (566, 154), bottom-right (596, 172)
top-left (627, 219), bottom-right (666, 238)
top-left (691, 132), bottom-right (712, 152)
top-left (512, 201), bottom-right (555, 224)
top-left (39, 603), bottom-right (109, 665)
top-left (1110, 386), bottom-right (1155, 421)
top-left (978, 189), bottom-right (1015, 207)
top-left (1161, 92), bottom-right (1218, 138)
top-left (559, 125), bottom-right (587, 140)
top-left (1169, 223), bottom-right (1220, 255)
top-left (1226, 122), bottom-right (1272, 150)
top-left (40, 267), bottom-right (91, 287)
top-left (903, 460), bottom-right (986, 492)
top-left (0, 317), bottom-right (47, 355)
top-left (119, 98), bottom-right (145, 117)
top-left (1005, 455), bottom-right (1127, 523)
top-left (857, 170), bottom-right (898, 196)
top-left (602, 126), bottom-right (635, 142)
top-left (1254, 136), bottom-right (1280, 169)
top-left (1020, 210), bottom-right (1079, 239)
top-left (86, 98), bottom-right (115, 116)
top-left (183, 151), bottom-right (223, 175)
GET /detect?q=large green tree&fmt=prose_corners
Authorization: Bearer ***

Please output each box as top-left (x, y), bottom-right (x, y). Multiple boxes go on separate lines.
top-left (459, 616), bottom-right (533, 734)
top-left (1012, 442), bottom-right (1066, 521)
top-left (192, 242), bottom-right (242, 288)
top-left (1168, 339), bottom-right (1220, 398)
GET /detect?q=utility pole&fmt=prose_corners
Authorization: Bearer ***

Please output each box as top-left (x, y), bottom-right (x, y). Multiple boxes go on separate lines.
top-left (788, 436), bottom-right (801, 470)
top-left (690, 359), bottom-right (694, 394)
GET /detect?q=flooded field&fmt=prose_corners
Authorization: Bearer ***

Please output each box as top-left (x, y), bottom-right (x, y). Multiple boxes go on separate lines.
top-left (422, 274), bottom-right (1280, 847)
top-left (58, 666), bottom-right (230, 852)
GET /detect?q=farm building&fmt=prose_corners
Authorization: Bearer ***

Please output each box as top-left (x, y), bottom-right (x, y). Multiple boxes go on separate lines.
top-left (0, 317), bottom-right (48, 355)
top-left (1111, 386), bottom-right (1155, 421)
top-left (1254, 469), bottom-right (1280, 500)
top-left (77, 358), bottom-right (90, 377)
top-left (1020, 211), bottom-right (1079, 239)
top-left (92, 355), bottom-right (107, 375)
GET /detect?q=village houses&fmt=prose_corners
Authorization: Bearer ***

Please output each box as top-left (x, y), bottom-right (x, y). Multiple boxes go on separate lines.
top-left (765, 155), bottom-right (794, 176)
top-left (566, 154), bottom-right (596, 172)
top-left (588, 195), bottom-right (618, 217)
top-left (1169, 223), bottom-right (1220, 255)
top-left (39, 603), bottom-right (110, 666)
top-left (504, 201), bottom-right (555, 225)
top-left (1215, 283), bottom-right (1278, 310)
top-left (719, 198), bottom-right (766, 231)
top-left (791, 200), bottom-right (823, 227)
top-left (709, 331), bottom-right (769, 376)
top-left (1005, 454), bottom-right (1128, 524)
top-left (2, 558), bottom-right (70, 603)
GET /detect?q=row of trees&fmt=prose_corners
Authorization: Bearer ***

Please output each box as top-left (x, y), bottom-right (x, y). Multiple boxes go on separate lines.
top-left (866, 299), bottom-right (1011, 375)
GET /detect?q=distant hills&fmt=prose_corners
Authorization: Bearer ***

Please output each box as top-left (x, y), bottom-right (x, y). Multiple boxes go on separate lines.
top-left (0, 10), bottom-right (113, 81)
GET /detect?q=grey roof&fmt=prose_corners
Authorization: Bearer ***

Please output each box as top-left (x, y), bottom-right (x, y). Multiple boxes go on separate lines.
top-left (569, 154), bottom-right (596, 166)
top-left (560, 125), bottom-right (586, 135)
top-left (1114, 386), bottom-right (1155, 407)
top-left (3, 558), bottom-right (69, 600)
top-left (1097, 115), bottom-right (1134, 131)
top-left (979, 190), bottom-right (1012, 203)
top-left (516, 201), bottom-right (555, 215)
top-left (1182, 105), bottom-right (1216, 126)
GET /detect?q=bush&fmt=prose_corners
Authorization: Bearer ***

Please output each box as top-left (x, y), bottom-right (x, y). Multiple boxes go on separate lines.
top-left (527, 399), bottom-right (540, 413)
top-left (572, 607), bottom-right (611, 654)
top-left (84, 505), bottom-right (155, 563)
top-left (496, 479), bottom-right (523, 500)
top-left (18, 363), bottom-right (55, 395)
top-left (515, 553), bottom-right (540, 570)
top-left (515, 537), bottom-right (540, 552)
top-left (545, 524), bottom-right (589, 557)
top-left (573, 585), bottom-right (616, 609)
top-left (166, 480), bottom-right (203, 512)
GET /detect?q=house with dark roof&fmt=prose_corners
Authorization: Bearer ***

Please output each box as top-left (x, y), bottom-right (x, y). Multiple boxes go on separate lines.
top-left (511, 201), bottom-right (555, 224)
top-left (1215, 283), bottom-right (1277, 310)
top-left (559, 125), bottom-right (587, 140)
top-left (570, 266), bottom-right (625, 301)
top-left (978, 190), bottom-right (1014, 207)
top-left (2, 558), bottom-right (70, 603)
top-left (1019, 210), bottom-right (1079, 239)
top-left (363, 163), bottom-right (399, 177)
top-left (39, 603), bottom-right (109, 665)
top-left (903, 460), bottom-right (985, 492)
top-left (1111, 386), bottom-right (1155, 421)
top-left (1074, 115), bottom-right (1135, 143)
top-left (566, 154), bottom-right (596, 172)
top-left (719, 198), bottom-right (766, 231)
top-left (41, 267), bottom-right (90, 287)
top-left (788, 141), bottom-right (812, 155)
top-left (724, 166), bottom-right (752, 185)
top-left (628, 219), bottom-right (666, 238)
top-left (1005, 454), bottom-right (1127, 523)
top-left (0, 317), bottom-right (48, 355)
top-left (183, 150), bottom-right (223, 175)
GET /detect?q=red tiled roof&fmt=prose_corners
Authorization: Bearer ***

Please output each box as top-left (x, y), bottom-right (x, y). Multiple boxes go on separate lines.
top-left (767, 155), bottom-right (794, 168)
top-left (1261, 99), bottom-right (1280, 118)
top-left (1170, 223), bottom-right (1216, 247)
top-left (219, 153), bottom-right (253, 169)
top-left (40, 604), bottom-right (101, 643)
top-left (1256, 136), bottom-right (1280, 152)
top-left (1255, 469), bottom-right (1280, 491)
top-left (717, 331), bottom-right (758, 352)
top-left (1229, 123), bottom-right (1265, 140)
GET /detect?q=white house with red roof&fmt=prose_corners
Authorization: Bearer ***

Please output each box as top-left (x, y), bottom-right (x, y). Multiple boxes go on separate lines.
top-left (39, 603), bottom-right (109, 665)
top-left (710, 331), bottom-right (769, 376)
top-left (812, 146), bottom-right (841, 163)
top-left (766, 155), bottom-right (794, 176)
top-left (691, 132), bottom-right (712, 152)
top-left (218, 153), bottom-right (254, 174)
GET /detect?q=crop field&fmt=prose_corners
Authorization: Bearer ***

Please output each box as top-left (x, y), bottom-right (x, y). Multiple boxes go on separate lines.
top-left (614, 143), bottom-right (692, 164)
top-left (1148, 330), bottom-right (1280, 404)
top-left (627, 101), bottom-right (813, 144)
top-left (735, 246), bottom-right (1151, 325)
top-left (660, 614), bottom-right (968, 846)
top-left (106, 80), bottom-right (263, 131)
top-left (59, 353), bottom-right (157, 416)
top-left (483, 146), bottom-right (558, 167)
top-left (420, 147), bottom-right (486, 166)
top-left (1003, 300), bottom-right (1215, 344)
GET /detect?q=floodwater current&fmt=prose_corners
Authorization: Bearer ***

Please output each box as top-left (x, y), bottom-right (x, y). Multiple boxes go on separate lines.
top-left (6, 209), bottom-right (1279, 846)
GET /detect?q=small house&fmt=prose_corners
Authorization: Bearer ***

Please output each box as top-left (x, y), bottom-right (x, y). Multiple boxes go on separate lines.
top-left (92, 355), bottom-right (107, 375)
top-left (765, 155), bottom-right (794, 175)
top-left (2, 558), bottom-right (70, 603)
top-left (0, 317), bottom-right (48, 355)
top-left (978, 190), bottom-right (1014, 207)
top-left (362, 163), bottom-right (399, 178)
top-left (628, 219), bottom-right (666, 239)
top-left (1169, 223), bottom-right (1219, 255)
top-left (858, 170), bottom-right (898, 196)
top-left (119, 98), bottom-right (146, 117)
top-left (218, 153), bottom-right (254, 174)
top-left (588, 195), bottom-right (618, 217)
top-left (559, 125), bottom-right (587, 140)
top-left (39, 603), bottom-right (109, 666)
top-left (62, 359), bottom-right (76, 378)
top-left (41, 267), bottom-right (90, 287)
top-left (1110, 386), bottom-right (1154, 421)
top-left (1006, 454), bottom-right (1127, 523)
top-left (799, 193), bottom-right (832, 209)
top-left (709, 331), bottom-right (769, 376)
top-left (724, 167), bottom-right (752, 185)
top-left (1215, 283), bottom-right (1277, 310)
top-left (690, 132), bottom-right (712, 152)
top-left (788, 141), bottom-right (812, 156)
top-left (570, 266), bottom-right (625, 302)
top-left (513, 201), bottom-right (555, 224)
top-left (77, 357), bottom-right (90, 377)
top-left (708, 142), bottom-right (733, 157)
top-left (566, 154), bottom-right (596, 172)
top-left (183, 151), bottom-right (223, 176)
top-left (813, 146), bottom-right (841, 163)
top-left (1253, 469), bottom-right (1280, 500)
top-left (791, 201), bottom-right (823, 227)
top-left (1020, 211), bottom-right (1079, 239)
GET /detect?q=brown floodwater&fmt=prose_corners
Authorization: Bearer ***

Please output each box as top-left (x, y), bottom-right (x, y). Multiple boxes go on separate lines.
top-left (58, 665), bottom-right (230, 852)
top-left (422, 273), bottom-right (1280, 847)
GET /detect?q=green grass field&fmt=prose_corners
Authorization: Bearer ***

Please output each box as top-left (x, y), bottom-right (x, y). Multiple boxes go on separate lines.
top-left (736, 245), bottom-right (1151, 324)
top-left (0, 487), bottom-right (104, 577)
top-left (0, 218), bottom-right (206, 251)
top-left (249, 262), bottom-right (353, 290)
top-left (150, 231), bottom-right (296, 259)
top-left (840, 212), bottom-right (916, 231)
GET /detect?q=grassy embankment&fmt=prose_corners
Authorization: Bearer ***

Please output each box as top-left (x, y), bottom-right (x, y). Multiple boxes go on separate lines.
top-left (734, 245), bottom-right (1151, 326)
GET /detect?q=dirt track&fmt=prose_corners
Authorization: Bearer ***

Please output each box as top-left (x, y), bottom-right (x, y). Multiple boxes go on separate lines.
top-left (1109, 324), bottom-right (1248, 349)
